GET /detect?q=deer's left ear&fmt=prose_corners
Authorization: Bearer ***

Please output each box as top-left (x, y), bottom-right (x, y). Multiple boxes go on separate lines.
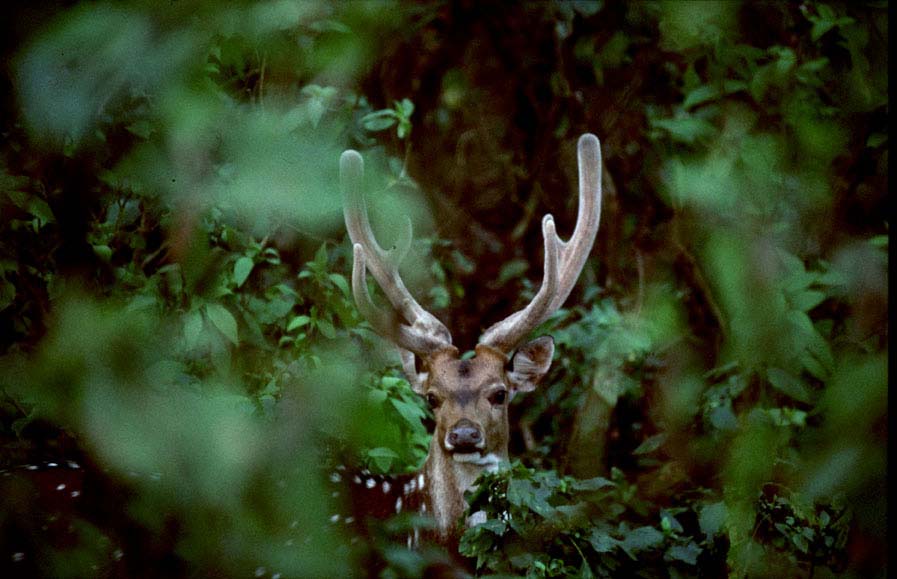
top-left (507, 336), bottom-right (554, 397)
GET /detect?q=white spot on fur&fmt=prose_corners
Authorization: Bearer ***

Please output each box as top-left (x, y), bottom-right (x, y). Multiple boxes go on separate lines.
top-left (468, 510), bottom-right (487, 526)
top-left (329, 514), bottom-right (339, 523)
top-left (365, 478), bottom-right (376, 489)
top-left (417, 474), bottom-right (425, 489)
top-left (329, 472), bottom-right (341, 483)
top-left (382, 481), bottom-right (391, 493)
top-left (478, 453), bottom-right (501, 472)
top-left (395, 497), bottom-right (403, 512)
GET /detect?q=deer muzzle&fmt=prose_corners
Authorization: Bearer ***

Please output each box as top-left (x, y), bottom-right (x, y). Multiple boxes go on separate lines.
top-left (444, 419), bottom-right (484, 454)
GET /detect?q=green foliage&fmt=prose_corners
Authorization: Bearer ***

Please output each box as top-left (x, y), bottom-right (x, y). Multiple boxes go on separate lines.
top-left (0, 0), bottom-right (887, 577)
top-left (460, 463), bottom-right (723, 577)
top-left (362, 98), bottom-right (416, 140)
top-left (360, 372), bottom-right (431, 474)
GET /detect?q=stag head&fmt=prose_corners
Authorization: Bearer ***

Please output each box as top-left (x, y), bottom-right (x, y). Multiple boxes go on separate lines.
top-left (340, 134), bottom-right (602, 535)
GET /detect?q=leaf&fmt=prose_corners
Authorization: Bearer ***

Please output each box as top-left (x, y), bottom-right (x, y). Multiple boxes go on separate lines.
top-left (306, 97), bottom-right (326, 128)
top-left (379, 376), bottom-right (406, 389)
top-left (587, 528), bottom-right (618, 554)
top-left (308, 19), bottom-right (351, 34)
top-left (395, 98), bottom-right (415, 118)
top-left (660, 510), bottom-right (684, 534)
top-left (361, 109), bottom-right (397, 132)
top-left (0, 278), bottom-right (15, 311)
top-left (507, 479), bottom-right (556, 518)
top-left (767, 368), bottom-right (811, 404)
top-left (571, 476), bottom-right (615, 491)
top-left (866, 133), bottom-right (887, 148)
top-left (699, 501), bottom-right (727, 538)
top-left (619, 526), bottom-right (664, 558)
top-left (397, 118), bottom-right (411, 139)
top-left (390, 397), bottom-right (426, 427)
top-left (183, 310), bottom-right (204, 350)
top-left (571, 0), bottom-right (602, 17)
top-left (328, 273), bottom-right (350, 298)
top-left (27, 197), bottom-right (55, 225)
top-left (496, 259), bottom-right (529, 285)
top-left (92, 244), bottom-right (112, 263)
top-left (682, 85), bottom-right (720, 110)
top-left (313, 244), bottom-right (329, 270)
top-left (367, 447), bottom-right (399, 472)
top-left (633, 432), bottom-right (667, 455)
top-left (367, 389), bottom-right (388, 404)
top-left (665, 541), bottom-right (702, 565)
top-left (205, 303), bottom-right (239, 345)
top-left (126, 119), bottom-right (153, 139)
top-left (651, 116), bottom-right (716, 144)
top-left (708, 404), bottom-right (738, 431)
top-left (789, 289), bottom-right (826, 312)
top-left (233, 256), bottom-right (254, 288)
top-left (287, 315), bottom-right (311, 332)
top-left (792, 533), bottom-right (809, 553)
top-left (315, 318), bottom-right (336, 339)
top-left (800, 351), bottom-right (828, 381)
top-left (475, 518), bottom-right (508, 536)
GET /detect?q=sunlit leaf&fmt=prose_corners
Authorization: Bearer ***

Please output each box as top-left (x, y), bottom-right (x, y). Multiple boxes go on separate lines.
top-left (233, 256), bottom-right (254, 288)
top-left (205, 303), bottom-right (239, 345)
top-left (285, 315), bottom-right (310, 332)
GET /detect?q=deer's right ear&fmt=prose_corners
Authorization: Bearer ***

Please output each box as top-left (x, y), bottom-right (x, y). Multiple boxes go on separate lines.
top-left (507, 335), bottom-right (555, 397)
top-left (401, 349), bottom-right (428, 394)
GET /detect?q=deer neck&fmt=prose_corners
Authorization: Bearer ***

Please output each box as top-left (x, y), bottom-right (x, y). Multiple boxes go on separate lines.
top-left (422, 439), bottom-right (507, 537)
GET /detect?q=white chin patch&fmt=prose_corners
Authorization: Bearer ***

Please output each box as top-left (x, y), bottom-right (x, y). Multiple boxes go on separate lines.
top-left (452, 452), bottom-right (501, 472)
top-left (452, 452), bottom-right (482, 464)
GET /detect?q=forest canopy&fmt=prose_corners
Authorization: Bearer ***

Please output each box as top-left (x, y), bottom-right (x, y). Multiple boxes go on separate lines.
top-left (0, 1), bottom-right (887, 578)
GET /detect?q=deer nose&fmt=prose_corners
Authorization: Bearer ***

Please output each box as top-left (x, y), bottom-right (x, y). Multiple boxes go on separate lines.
top-left (447, 420), bottom-right (483, 452)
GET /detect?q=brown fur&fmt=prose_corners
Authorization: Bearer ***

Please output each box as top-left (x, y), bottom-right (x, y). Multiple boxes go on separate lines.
top-left (416, 339), bottom-right (554, 540)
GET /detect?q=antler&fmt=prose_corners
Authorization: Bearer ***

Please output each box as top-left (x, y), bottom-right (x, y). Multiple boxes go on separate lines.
top-left (478, 133), bottom-right (602, 354)
top-left (340, 150), bottom-right (454, 356)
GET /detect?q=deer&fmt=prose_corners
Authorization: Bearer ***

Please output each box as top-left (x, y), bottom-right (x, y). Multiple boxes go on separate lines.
top-left (337, 133), bottom-right (602, 548)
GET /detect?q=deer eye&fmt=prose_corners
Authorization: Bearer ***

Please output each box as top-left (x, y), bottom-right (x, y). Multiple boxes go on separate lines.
top-left (489, 389), bottom-right (507, 406)
top-left (426, 393), bottom-right (440, 409)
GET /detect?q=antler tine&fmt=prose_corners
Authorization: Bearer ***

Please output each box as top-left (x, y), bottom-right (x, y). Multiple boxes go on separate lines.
top-left (340, 150), bottom-right (453, 355)
top-left (479, 133), bottom-right (602, 354)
